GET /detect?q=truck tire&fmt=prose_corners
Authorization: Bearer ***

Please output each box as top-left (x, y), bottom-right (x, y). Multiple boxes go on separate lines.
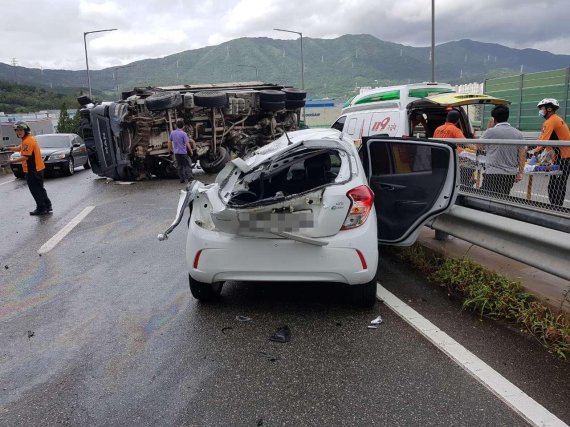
top-left (259, 90), bottom-right (286, 102)
top-left (194, 91), bottom-right (229, 108)
top-left (285, 99), bottom-right (305, 110)
top-left (145, 92), bottom-right (183, 111)
top-left (282, 88), bottom-right (307, 100)
top-left (260, 100), bottom-right (286, 112)
top-left (189, 275), bottom-right (223, 302)
top-left (199, 146), bottom-right (230, 174)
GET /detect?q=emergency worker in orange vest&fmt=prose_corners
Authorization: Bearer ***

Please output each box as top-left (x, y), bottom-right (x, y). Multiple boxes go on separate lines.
top-left (433, 109), bottom-right (465, 139)
top-left (5, 121), bottom-right (53, 215)
top-left (532, 98), bottom-right (570, 207)
top-left (434, 109), bottom-right (475, 186)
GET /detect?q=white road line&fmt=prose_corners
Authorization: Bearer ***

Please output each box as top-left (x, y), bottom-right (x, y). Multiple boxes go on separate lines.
top-left (376, 284), bottom-right (568, 427)
top-left (0, 178), bottom-right (16, 187)
top-left (38, 206), bottom-right (95, 255)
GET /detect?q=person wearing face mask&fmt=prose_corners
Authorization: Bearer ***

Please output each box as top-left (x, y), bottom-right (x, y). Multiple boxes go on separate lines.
top-left (532, 98), bottom-right (570, 207)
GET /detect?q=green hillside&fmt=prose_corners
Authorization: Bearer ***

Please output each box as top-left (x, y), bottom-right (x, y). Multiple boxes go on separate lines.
top-left (0, 81), bottom-right (79, 114)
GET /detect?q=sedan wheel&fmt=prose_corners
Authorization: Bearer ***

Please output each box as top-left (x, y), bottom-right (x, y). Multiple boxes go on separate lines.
top-left (189, 275), bottom-right (223, 302)
top-left (64, 158), bottom-right (74, 176)
top-left (348, 278), bottom-right (377, 308)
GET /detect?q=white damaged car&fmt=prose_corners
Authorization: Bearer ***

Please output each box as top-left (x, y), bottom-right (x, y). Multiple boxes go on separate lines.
top-left (159, 128), bottom-right (458, 307)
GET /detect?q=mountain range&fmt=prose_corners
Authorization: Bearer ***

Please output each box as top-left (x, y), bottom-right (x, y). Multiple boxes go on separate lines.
top-left (1, 34), bottom-right (569, 100)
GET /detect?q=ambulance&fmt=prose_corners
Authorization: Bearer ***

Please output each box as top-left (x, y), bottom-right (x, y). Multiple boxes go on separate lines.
top-left (331, 82), bottom-right (509, 145)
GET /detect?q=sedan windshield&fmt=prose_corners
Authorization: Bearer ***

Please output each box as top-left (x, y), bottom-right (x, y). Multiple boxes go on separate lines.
top-left (36, 135), bottom-right (71, 148)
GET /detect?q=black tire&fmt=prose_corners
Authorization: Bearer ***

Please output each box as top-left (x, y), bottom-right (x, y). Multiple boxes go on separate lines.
top-left (145, 92), bottom-right (183, 111)
top-left (63, 157), bottom-right (74, 176)
top-left (285, 99), bottom-right (306, 110)
top-left (83, 158), bottom-right (91, 169)
top-left (194, 91), bottom-right (229, 108)
top-left (260, 100), bottom-right (286, 112)
top-left (13, 171), bottom-right (24, 179)
top-left (259, 90), bottom-right (286, 102)
top-left (189, 275), bottom-right (223, 302)
top-left (282, 88), bottom-right (307, 100)
top-left (199, 146), bottom-right (230, 174)
top-left (348, 279), bottom-right (377, 308)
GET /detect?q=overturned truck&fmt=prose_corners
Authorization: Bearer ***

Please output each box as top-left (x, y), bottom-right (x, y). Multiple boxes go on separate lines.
top-left (78, 81), bottom-right (306, 180)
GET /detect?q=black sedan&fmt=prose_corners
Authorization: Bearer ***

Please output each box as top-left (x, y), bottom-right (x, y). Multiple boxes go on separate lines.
top-left (10, 133), bottom-right (90, 178)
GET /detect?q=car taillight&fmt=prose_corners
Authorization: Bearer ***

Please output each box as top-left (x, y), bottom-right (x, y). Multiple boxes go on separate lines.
top-left (341, 185), bottom-right (374, 230)
top-left (193, 250), bottom-right (203, 269)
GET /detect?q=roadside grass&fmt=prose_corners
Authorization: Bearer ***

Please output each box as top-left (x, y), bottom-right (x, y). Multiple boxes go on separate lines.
top-left (389, 244), bottom-right (570, 359)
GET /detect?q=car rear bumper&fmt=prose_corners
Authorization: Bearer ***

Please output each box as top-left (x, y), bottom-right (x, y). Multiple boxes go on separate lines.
top-left (186, 212), bottom-right (378, 285)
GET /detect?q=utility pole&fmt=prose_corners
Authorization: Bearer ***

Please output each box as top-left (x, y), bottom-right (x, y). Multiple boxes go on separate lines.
top-left (431, 0), bottom-right (436, 82)
top-left (11, 58), bottom-right (18, 84)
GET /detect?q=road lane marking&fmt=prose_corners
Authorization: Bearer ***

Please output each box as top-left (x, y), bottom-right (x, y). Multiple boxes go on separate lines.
top-left (0, 178), bottom-right (16, 187)
top-left (376, 284), bottom-right (568, 427)
top-left (38, 206), bottom-right (95, 255)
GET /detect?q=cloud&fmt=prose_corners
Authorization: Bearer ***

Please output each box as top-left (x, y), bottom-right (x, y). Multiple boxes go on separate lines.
top-left (1, 0), bottom-right (569, 71)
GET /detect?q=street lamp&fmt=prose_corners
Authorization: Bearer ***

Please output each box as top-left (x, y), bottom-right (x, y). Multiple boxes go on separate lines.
top-left (274, 28), bottom-right (304, 90)
top-left (237, 64), bottom-right (258, 79)
top-left (83, 28), bottom-right (118, 99)
top-left (113, 64), bottom-right (136, 99)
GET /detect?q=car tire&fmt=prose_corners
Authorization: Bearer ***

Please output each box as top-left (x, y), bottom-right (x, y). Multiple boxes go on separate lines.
top-left (260, 100), bottom-right (286, 112)
top-left (189, 275), bottom-right (223, 302)
top-left (194, 91), bottom-right (229, 108)
top-left (285, 99), bottom-right (306, 110)
top-left (83, 158), bottom-right (91, 169)
top-left (63, 158), bottom-right (74, 176)
top-left (282, 88), bottom-right (307, 100)
top-left (259, 90), bottom-right (286, 102)
top-left (145, 92), bottom-right (183, 111)
top-left (348, 278), bottom-right (377, 308)
top-left (199, 146), bottom-right (230, 174)
top-left (13, 171), bottom-right (24, 179)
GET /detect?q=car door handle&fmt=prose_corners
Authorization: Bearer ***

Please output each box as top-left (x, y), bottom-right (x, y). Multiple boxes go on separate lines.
top-left (378, 183), bottom-right (405, 191)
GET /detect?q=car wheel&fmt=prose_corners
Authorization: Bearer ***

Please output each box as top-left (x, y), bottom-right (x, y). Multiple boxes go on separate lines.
top-left (193, 91), bottom-right (229, 108)
top-left (83, 158), bottom-right (91, 169)
top-left (199, 146), bottom-right (230, 174)
top-left (12, 171), bottom-right (24, 179)
top-left (189, 275), bottom-right (223, 302)
top-left (145, 92), bottom-right (183, 111)
top-left (64, 158), bottom-right (75, 176)
top-left (348, 278), bottom-right (377, 308)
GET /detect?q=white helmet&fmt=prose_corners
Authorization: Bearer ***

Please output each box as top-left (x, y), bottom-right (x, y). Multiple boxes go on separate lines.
top-left (537, 98), bottom-right (560, 109)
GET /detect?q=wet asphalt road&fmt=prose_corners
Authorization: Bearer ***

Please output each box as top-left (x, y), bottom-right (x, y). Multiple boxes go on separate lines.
top-left (0, 169), bottom-right (568, 426)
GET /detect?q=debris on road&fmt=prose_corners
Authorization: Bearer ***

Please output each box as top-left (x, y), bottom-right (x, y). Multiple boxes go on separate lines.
top-left (27, 330), bottom-right (34, 339)
top-left (4, 265), bottom-right (8, 269)
top-left (221, 327), bottom-right (233, 335)
top-left (256, 417), bottom-right (264, 426)
top-left (236, 315), bottom-right (252, 322)
top-left (368, 315), bottom-right (384, 329)
top-left (269, 326), bottom-right (291, 343)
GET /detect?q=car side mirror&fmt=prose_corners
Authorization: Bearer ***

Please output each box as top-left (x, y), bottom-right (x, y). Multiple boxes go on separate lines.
top-left (73, 143), bottom-right (81, 147)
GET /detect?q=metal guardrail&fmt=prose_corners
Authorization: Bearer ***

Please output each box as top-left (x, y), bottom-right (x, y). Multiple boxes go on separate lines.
top-left (426, 205), bottom-right (570, 281)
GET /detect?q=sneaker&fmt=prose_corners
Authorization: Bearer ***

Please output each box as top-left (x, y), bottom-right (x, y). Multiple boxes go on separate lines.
top-left (30, 209), bottom-right (50, 216)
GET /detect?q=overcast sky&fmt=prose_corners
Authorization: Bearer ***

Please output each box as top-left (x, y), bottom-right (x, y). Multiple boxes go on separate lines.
top-left (2, 0), bottom-right (570, 71)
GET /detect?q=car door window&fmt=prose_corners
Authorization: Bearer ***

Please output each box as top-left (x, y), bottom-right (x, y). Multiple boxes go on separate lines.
top-left (364, 139), bottom-right (455, 243)
top-left (331, 116), bottom-right (346, 132)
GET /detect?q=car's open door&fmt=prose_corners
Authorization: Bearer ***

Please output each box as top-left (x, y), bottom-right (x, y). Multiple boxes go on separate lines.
top-left (361, 137), bottom-right (458, 245)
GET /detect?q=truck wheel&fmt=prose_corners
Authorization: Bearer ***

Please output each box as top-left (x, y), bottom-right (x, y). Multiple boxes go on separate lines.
top-left (194, 91), bottom-right (229, 108)
top-left (260, 100), bottom-right (286, 112)
top-left (285, 99), bottom-right (306, 110)
top-left (348, 279), bottom-right (377, 308)
top-left (145, 92), bottom-right (183, 111)
top-left (282, 88), bottom-right (307, 100)
top-left (199, 146), bottom-right (230, 174)
top-left (259, 90), bottom-right (286, 102)
top-left (189, 275), bottom-right (223, 302)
